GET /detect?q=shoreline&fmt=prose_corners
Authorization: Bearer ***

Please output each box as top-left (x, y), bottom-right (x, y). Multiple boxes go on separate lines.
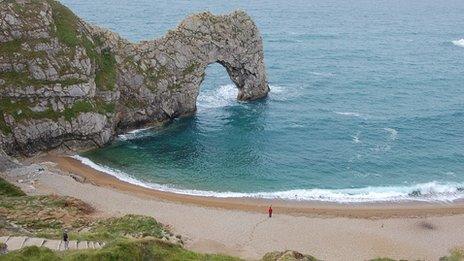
top-left (40, 153), bottom-right (464, 219)
top-left (6, 152), bottom-right (464, 260)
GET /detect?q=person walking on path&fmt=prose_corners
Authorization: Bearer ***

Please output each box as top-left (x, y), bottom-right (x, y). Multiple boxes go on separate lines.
top-left (63, 229), bottom-right (69, 250)
top-left (268, 206), bottom-right (273, 218)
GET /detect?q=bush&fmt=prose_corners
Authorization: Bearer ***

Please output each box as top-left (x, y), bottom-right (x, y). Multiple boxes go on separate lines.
top-left (72, 214), bottom-right (166, 242)
top-left (2, 239), bottom-right (242, 261)
top-left (0, 177), bottom-right (25, 197)
top-left (0, 246), bottom-right (60, 261)
top-left (440, 249), bottom-right (464, 261)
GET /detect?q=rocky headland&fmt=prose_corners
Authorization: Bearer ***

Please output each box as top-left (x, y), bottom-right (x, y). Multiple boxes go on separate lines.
top-left (0, 0), bottom-right (269, 156)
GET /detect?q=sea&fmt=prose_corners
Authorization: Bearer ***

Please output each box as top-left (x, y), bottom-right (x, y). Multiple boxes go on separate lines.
top-left (62, 0), bottom-right (464, 203)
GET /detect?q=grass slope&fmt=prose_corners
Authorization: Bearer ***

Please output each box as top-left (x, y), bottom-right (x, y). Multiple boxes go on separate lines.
top-left (0, 177), bottom-right (25, 197)
top-left (1, 239), bottom-right (241, 261)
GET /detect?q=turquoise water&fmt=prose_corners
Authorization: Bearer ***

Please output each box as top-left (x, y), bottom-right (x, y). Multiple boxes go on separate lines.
top-left (64, 0), bottom-right (464, 202)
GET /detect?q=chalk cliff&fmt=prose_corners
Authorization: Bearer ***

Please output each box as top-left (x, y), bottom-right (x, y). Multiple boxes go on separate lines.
top-left (0, 0), bottom-right (269, 156)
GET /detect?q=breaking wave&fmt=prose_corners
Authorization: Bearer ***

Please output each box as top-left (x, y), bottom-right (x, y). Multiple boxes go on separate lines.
top-left (197, 84), bottom-right (295, 109)
top-left (334, 111), bottom-right (363, 118)
top-left (197, 84), bottom-right (238, 109)
top-left (72, 155), bottom-right (464, 203)
top-left (452, 39), bottom-right (464, 48)
top-left (118, 127), bottom-right (153, 141)
top-left (384, 127), bottom-right (398, 141)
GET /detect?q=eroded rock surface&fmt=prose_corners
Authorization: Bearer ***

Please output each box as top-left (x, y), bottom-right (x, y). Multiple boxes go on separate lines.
top-left (262, 250), bottom-right (319, 261)
top-left (0, 0), bottom-right (269, 155)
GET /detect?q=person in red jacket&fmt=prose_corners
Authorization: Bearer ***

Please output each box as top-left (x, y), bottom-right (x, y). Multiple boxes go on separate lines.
top-left (268, 206), bottom-right (273, 218)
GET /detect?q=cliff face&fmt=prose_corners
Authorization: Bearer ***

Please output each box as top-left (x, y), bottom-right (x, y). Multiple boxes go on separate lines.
top-left (0, 0), bottom-right (269, 156)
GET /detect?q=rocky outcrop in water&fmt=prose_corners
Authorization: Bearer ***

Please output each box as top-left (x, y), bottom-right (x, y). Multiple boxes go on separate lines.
top-left (0, 0), bottom-right (269, 156)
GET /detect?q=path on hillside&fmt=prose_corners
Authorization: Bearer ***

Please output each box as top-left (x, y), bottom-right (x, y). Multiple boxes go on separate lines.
top-left (0, 236), bottom-right (105, 252)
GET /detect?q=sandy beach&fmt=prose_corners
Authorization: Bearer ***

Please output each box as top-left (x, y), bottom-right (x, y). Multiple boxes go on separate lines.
top-left (5, 153), bottom-right (464, 260)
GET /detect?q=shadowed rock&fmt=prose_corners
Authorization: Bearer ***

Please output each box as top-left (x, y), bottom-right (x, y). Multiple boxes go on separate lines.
top-left (0, 0), bottom-right (269, 156)
top-left (262, 250), bottom-right (319, 261)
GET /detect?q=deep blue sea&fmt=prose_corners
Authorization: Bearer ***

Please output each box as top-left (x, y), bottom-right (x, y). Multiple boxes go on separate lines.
top-left (63, 0), bottom-right (464, 202)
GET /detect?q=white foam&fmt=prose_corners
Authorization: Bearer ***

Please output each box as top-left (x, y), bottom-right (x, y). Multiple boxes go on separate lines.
top-left (452, 39), bottom-right (464, 48)
top-left (118, 127), bottom-right (153, 141)
top-left (71, 155), bottom-right (464, 203)
top-left (335, 111), bottom-right (362, 117)
top-left (309, 71), bottom-right (335, 77)
top-left (127, 127), bottom-right (151, 134)
top-left (197, 84), bottom-right (295, 109)
top-left (268, 85), bottom-right (302, 102)
top-left (197, 84), bottom-right (238, 109)
top-left (71, 155), bottom-right (151, 188)
top-left (384, 127), bottom-right (398, 141)
top-left (269, 85), bottom-right (285, 93)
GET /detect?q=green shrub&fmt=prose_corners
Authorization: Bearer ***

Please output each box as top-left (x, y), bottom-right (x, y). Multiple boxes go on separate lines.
top-left (2, 239), bottom-right (242, 261)
top-left (63, 238), bottom-right (241, 261)
top-left (0, 177), bottom-right (25, 197)
top-left (0, 246), bottom-right (60, 261)
top-left (72, 214), bottom-right (165, 242)
top-left (440, 249), bottom-right (464, 261)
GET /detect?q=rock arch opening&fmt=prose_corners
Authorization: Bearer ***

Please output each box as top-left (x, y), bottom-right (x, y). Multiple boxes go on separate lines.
top-left (196, 63), bottom-right (237, 111)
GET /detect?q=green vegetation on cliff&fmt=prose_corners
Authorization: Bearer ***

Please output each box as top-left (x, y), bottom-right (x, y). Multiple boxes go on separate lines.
top-left (0, 39), bottom-right (21, 55)
top-left (0, 98), bottom-right (115, 131)
top-left (0, 1), bottom-right (117, 91)
top-left (0, 98), bottom-right (62, 125)
top-left (63, 100), bottom-right (93, 121)
top-left (0, 1), bottom-right (119, 135)
top-left (0, 71), bottom-right (85, 88)
top-left (50, 0), bottom-right (79, 47)
top-left (94, 48), bottom-right (117, 91)
top-left (48, 0), bottom-right (117, 91)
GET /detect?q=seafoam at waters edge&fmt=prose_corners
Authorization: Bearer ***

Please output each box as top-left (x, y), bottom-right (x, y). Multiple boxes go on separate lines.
top-left (71, 155), bottom-right (464, 203)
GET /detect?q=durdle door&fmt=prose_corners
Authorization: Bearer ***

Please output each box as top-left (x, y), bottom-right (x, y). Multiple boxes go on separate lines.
top-left (0, 0), bottom-right (269, 156)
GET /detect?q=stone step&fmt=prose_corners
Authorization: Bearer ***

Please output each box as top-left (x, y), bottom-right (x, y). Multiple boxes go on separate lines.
top-left (68, 241), bottom-right (78, 250)
top-left (0, 236), bottom-right (10, 244)
top-left (3, 236), bottom-right (27, 251)
top-left (57, 240), bottom-right (65, 251)
top-left (23, 237), bottom-right (45, 248)
top-left (77, 241), bottom-right (88, 249)
top-left (42, 239), bottom-right (61, 250)
top-left (0, 236), bottom-right (104, 252)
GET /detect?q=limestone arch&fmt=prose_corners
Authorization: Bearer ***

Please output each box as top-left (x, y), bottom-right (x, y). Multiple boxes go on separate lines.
top-left (132, 11), bottom-right (270, 117)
